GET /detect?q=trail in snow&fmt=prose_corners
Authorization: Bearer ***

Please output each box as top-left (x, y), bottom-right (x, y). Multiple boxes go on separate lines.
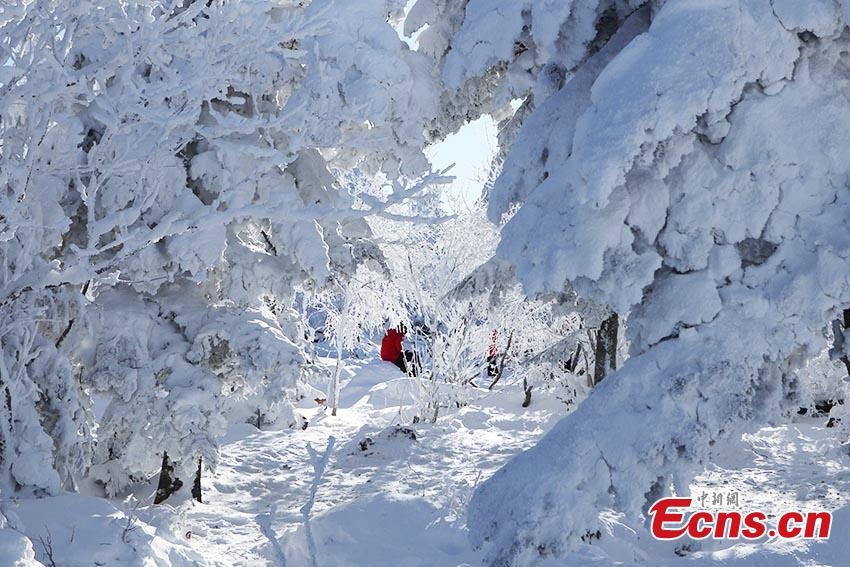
top-left (180, 358), bottom-right (568, 566)
top-left (176, 357), bottom-right (850, 566)
top-left (4, 356), bottom-right (850, 566)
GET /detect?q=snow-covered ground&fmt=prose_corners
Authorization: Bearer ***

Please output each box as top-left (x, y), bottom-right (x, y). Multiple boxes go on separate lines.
top-left (181, 358), bottom-right (568, 566)
top-left (4, 356), bottom-right (850, 566)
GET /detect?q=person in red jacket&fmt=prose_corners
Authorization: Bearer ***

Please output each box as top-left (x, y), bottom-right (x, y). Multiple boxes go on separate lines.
top-left (381, 324), bottom-right (418, 376)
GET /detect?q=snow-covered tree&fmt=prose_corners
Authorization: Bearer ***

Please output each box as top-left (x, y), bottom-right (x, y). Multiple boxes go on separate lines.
top-left (368, 203), bottom-right (499, 420)
top-left (368, 200), bottom-right (586, 421)
top-left (306, 252), bottom-right (402, 416)
top-left (408, 0), bottom-right (850, 563)
top-left (1, 0), bottom-right (441, 500)
top-left (452, 256), bottom-right (608, 407)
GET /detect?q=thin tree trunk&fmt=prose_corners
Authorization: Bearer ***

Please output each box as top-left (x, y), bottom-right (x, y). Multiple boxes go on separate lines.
top-left (191, 457), bottom-right (202, 503)
top-left (592, 313), bottom-right (619, 386)
top-left (329, 291), bottom-right (349, 417)
top-left (487, 330), bottom-right (515, 390)
top-left (0, 382), bottom-right (11, 487)
top-left (832, 309), bottom-right (850, 376)
top-left (255, 408), bottom-right (263, 430)
top-left (330, 341), bottom-right (342, 417)
top-left (154, 452), bottom-right (183, 504)
top-left (522, 376), bottom-right (533, 408)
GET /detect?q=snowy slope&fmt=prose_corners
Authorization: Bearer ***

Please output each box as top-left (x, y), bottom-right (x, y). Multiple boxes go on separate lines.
top-left (181, 358), bottom-right (569, 566)
top-left (3, 355), bottom-right (850, 565)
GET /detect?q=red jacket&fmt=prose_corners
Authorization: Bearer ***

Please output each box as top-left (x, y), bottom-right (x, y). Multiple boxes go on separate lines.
top-left (381, 329), bottom-right (404, 361)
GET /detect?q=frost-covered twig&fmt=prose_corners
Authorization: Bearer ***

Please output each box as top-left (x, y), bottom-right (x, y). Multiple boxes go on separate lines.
top-left (38, 525), bottom-right (56, 567)
top-left (300, 436), bottom-right (336, 567)
top-left (358, 167), bottom-right (455, 224)
top-left (121, 502), bottom-right (142, 544)
top-left (256, 504), bottom-right (287, 567)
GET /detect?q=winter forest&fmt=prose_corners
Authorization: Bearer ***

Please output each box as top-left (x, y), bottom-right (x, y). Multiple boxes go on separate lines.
top-left (5, 0), bottom-right (850, 565)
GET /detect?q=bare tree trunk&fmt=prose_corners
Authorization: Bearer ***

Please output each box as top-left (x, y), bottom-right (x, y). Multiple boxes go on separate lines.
top-left (255, 408), bottom-right (264, 430)
top-left (154, 452), bottom-right (183, 504)
top-left (191, 457), bottom-right (202, 503)
top-left (330, 341), bottom-right (342, 417)
top-left (585, 330), bottom-right (595, 388)
top-left (831, 308), bottom-right (850, 376)
top-left (592, 313), bottom-right (619, 386)
top-left (522, 376), bottom-right (533, 408)
top-left (329, 292), bottom-right (349, 417)
top-left (0, 382), bottom-right (11, 487)
top-left (487, 330), bottom-right (515, 390)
